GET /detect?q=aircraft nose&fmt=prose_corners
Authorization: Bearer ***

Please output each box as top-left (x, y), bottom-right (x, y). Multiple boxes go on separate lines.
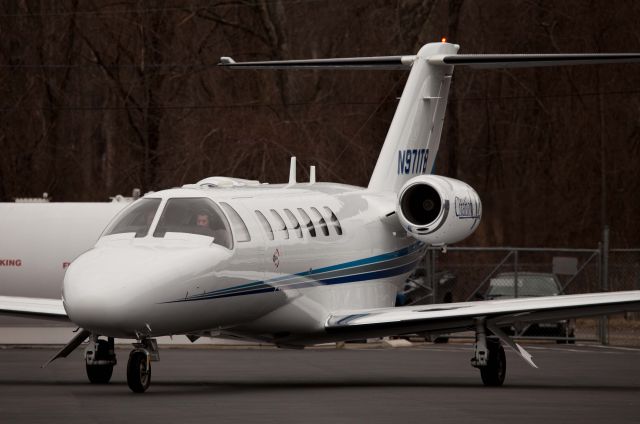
top-left (63, 243), bottom-right (223, 337)
top-left (63, 247), bottom-right (158, 336)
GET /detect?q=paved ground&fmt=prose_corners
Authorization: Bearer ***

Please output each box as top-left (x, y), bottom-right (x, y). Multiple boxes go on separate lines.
top-left (0, 343), bottom-right (639, 423)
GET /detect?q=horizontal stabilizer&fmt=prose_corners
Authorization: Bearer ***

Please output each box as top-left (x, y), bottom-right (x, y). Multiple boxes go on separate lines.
top-left (219, 43), bottom-right (640, 196)
top-left (218, 55), bottom-right (416, 70)
top-left (431, 53), bottom-right (640, 68)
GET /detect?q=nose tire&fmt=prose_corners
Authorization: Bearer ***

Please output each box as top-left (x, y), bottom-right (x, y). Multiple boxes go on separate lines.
top-left (127, 351), bottom-right (151, 393)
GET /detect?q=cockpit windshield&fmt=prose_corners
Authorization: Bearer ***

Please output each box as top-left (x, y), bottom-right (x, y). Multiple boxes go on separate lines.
top-left (153, 198), bottom-right (233, 249)
top-left (103, 198), bottom-right (161, 238)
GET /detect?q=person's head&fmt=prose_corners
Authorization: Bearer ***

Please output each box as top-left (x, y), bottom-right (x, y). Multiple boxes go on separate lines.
top-left (196, 212), bottom-right (209, 228)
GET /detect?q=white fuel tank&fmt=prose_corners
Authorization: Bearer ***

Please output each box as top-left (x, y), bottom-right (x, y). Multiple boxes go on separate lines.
top-left (0, 201), bottom-right (131, 298)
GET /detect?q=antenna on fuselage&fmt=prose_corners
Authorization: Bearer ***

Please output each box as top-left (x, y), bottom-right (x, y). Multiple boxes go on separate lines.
top-left (289, 157), bottom-right (297, 184)
top-left (310, 166), bottom-right (316, 184)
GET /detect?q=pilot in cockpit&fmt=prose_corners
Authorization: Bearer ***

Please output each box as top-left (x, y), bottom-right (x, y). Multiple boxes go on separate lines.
top-left (195, 209), bottom-right (232, 247)
top-left (194, 211), bottom-right (215, 237)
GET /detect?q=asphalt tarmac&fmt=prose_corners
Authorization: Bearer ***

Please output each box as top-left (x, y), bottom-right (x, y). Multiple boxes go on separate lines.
top-left (0, 343), bottom-right (638, 423)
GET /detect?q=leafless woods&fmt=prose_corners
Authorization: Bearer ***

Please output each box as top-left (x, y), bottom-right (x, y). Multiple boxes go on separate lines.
top-left (0, 0), bottom-right (639, 247)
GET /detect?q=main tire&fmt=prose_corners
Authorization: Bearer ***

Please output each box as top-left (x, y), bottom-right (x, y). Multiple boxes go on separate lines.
top-left (86, 339), bottom-right (114, 384)
top-left (86, 363), bottom-right (113, 384)
top-left (127, 351), bottom-right (151, 393)
top-left (480, 339), bottom-right (506, 386)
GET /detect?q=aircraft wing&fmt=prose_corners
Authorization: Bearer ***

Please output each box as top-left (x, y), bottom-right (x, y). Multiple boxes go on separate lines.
top-left (326, 291), bottom-right (640, 339)
top-left (0, 295), bottom-right (69, 322)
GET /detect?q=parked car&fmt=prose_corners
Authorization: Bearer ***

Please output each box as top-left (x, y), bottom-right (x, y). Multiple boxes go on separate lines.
top-left (483, 272), bottom-right (575, 343)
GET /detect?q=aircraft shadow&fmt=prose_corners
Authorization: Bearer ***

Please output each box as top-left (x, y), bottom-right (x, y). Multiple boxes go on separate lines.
top-left (1, 379), bottom-right (637, 396)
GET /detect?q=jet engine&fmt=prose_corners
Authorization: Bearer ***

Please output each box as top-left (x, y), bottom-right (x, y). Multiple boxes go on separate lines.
top-left (396, 175), bottom-right (482, 245)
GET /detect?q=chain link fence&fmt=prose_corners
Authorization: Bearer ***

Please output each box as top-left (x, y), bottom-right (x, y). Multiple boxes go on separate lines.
top-left (607, 249), bottom-right (640, 345)
top-left (400, 245), bottom-right (640, 346)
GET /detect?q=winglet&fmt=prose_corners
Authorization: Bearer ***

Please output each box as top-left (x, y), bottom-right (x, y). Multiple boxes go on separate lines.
top-left (219, 56), bottom-right (236, 65)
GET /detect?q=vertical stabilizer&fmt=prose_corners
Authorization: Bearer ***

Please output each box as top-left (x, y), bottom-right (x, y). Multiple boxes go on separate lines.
top-left (368, 42), bottom-right (458, 193)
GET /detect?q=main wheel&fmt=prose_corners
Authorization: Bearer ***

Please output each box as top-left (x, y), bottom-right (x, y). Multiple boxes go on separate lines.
top-left (127, 351), bottom-right (151, 393)
top-left (87, 363), bottom-right (113, 384)
top-left (480, 338), bottom-right (506, 386)
top-left (86, 339), bottom-right (114, 384)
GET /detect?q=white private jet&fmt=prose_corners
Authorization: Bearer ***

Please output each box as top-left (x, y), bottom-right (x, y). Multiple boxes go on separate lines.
top-left (2, 42), bottom-right (640, 393)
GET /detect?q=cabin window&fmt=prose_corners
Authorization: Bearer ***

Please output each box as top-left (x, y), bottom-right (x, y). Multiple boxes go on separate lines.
top-left (284, 209), bottom-right (303, 238)
top-left (270, 209), bottom-right (290, 240)
top-left (255, 210), bottom-right (274, 241)
top-left (309, 207), bottom-right (329, 236)
top-left (297, 208), bottom-right (316, 237)
top-left (220, 202), bottom-right (251, 242)
top-left (324, 207), bottom-right (343, 235)
top-left (153, 198), bottom-right (233, 249)
top-left (104, 198), bottom-right (161, 238)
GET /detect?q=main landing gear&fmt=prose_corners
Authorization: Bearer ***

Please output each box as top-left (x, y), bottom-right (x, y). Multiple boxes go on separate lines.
top-left (85, 336), bottom-right (117, 384)
top-left (470, 320), bottom-right (506, 386)
top-left (127, 338), bottom-right (159, 393)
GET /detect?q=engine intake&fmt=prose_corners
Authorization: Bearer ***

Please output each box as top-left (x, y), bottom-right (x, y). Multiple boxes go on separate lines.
top-left (400, 184), bottom-right (442, 226)
top-left (397, 175), bottom-right (481, 245)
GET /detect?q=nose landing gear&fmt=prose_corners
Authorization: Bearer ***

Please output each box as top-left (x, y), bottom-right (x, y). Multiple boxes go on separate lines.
top-left (85, 336), bottom-right (117, 384)
top-left (127, 338), bottom-right (159, 393)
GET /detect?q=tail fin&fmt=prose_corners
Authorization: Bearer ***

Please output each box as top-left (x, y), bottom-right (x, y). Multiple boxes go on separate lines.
top-left (367, 42), bottom-right (458, 193)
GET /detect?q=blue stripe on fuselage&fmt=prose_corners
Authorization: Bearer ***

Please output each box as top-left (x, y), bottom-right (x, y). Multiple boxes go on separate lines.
top-left (186, 242), bottom-right (425, 299)
top-left (162, 242), bottom-right (424, 303)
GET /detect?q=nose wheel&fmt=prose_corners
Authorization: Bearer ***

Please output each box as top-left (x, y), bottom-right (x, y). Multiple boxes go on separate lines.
top-left (127, 350), bottom-right (151, 393)
top-left (126, 338), bottom-right (159, 393)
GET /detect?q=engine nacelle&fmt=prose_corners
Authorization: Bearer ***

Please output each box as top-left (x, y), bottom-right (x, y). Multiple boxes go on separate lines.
top-left (396, 175), bottom-right (482, 245)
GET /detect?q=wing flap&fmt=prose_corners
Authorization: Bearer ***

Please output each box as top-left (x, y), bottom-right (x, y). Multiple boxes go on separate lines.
top-left (326, 291), bottom-right (640, 339)
top-left (0, 295), bottom-right (68, 321)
